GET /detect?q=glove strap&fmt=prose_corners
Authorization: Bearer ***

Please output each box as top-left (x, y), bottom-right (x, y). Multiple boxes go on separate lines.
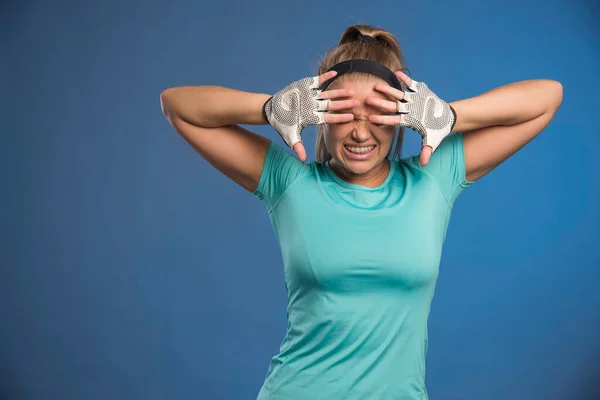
top-left (449, 105), bottom-right (457, 131)
top-left (262, 96), bottom-right (273, 124)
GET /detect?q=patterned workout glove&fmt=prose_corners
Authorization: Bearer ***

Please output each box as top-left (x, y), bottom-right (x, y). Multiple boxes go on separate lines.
top-left (397, 79), bottom-right (457, 152)
top-left (262, 76), bottom-right (330, 149)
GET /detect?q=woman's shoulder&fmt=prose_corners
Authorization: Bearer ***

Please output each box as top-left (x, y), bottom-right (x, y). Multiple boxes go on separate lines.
top-left (252, 141), bottom-right (315, 207)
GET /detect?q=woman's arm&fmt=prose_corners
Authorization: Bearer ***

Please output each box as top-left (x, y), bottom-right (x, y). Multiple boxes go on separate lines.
top-left (160, 86), bottom-right (272, 192)
top-left (161, 86), bottom-right (271, 127)
top-left (449, 79), bottom-right (563, 183)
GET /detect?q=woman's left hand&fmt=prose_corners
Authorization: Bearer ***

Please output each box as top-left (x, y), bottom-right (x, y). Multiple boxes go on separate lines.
top-left (367, 71), bottom-right (457, 166)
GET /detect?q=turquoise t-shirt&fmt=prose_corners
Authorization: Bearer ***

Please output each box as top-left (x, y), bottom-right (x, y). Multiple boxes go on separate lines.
top-left (252, 132), bottom-right (472, 400)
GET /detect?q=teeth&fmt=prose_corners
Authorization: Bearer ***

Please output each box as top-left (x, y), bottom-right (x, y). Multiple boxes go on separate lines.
top-left (345, 145), bottom-right (375, 154)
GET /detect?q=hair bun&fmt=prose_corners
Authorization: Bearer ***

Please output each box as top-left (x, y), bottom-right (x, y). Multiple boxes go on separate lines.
top-left (356, 32), bottom-right (378, 43)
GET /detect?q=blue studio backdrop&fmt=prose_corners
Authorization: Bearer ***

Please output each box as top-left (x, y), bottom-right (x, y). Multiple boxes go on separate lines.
top-left (2, 0), bottom-right (599, 399)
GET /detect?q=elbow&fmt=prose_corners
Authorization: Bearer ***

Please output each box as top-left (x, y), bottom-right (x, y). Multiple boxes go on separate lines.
top-left (160, 88), bottom-right (177, 118)
top-left (546, 79), bottom-right (563, 112)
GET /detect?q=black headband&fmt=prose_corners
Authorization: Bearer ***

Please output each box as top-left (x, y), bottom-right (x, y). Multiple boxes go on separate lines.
top-left (318, 59), bottom-right (403, 91)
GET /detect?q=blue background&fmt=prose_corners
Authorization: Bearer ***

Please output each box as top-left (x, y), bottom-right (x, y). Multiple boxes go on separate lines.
top-left (2, 0), bottom-right (599, 399)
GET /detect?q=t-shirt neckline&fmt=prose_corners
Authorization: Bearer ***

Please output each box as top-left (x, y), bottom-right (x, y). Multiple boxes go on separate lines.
top-left (324, 159), bottom-right (396, 191)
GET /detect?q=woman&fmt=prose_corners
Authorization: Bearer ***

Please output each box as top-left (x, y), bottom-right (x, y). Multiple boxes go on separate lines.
top-left (160, 24), bottom-right (562, 400)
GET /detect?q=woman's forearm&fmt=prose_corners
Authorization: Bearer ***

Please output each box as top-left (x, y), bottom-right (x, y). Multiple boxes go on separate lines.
top-left (160, 85), bottom-right (271, 128)
top-left (449, 79), bottom-right (563, 132)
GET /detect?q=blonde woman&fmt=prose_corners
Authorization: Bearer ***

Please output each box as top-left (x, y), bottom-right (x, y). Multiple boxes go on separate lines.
top-left (160, 24), bottom-right (563, 400)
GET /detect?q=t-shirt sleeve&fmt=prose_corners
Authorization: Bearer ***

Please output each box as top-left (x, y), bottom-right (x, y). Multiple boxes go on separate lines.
top-left (405, 131), bottom-right (473, 205)
top-left (252, 141), bottom-right (311, 211)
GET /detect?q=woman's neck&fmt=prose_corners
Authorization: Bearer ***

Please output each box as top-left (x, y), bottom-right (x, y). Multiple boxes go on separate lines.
top-left (329, 159), bottom-right (391, 188)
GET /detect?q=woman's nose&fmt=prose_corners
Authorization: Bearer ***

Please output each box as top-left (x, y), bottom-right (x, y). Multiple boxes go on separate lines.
top-left (351, 121), bottom-right (372, 141)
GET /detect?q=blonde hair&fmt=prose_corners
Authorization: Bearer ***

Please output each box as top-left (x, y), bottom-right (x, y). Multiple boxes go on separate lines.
top-left (315, 24), bottom-right (408, 163)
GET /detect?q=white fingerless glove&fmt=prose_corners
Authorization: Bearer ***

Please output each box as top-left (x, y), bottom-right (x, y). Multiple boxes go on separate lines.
top-left (397, 79), bottom-right (457, 152)
top-left (262, 76), bottom-right (330, 149)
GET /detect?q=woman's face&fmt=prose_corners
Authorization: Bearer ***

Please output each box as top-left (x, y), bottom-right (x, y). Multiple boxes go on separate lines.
top-left (324, 75), bottom-right (398, 185)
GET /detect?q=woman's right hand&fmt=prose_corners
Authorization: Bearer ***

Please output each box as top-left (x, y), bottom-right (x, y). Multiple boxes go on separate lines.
top-left (262, 70), bottom-right (358, 161)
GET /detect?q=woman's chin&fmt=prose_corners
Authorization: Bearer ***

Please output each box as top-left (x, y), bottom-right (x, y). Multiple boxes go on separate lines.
top-left (337, 157), bottom-right (378, 176)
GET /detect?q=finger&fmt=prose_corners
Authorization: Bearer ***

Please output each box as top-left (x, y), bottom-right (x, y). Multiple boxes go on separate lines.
top-left (315, 98), bottom-right (358, 112)
top-left (395, 70), bottom-right (414, 88)
top-left (407, 79), bottom-right (420, 92)
top-left (293, 141), bottom-right (307, 162)
top-left (368, 114), bottom-right (402, 126)
top-left (420, 145), bottom-right (432, 166)
top-left (365, 97), bottom-right (398, 113)
top-left (315, 99), bottom-right (330, 112)
top-left (396, 101), bottom-right (409, 114)
top-left (323, 113), bottom-right (355, 124)
top-left (398, 113), bottom-right (407, 125)
top-left (318, 70), bottom-right (338, 86)
top-left (372, 83), bottom-right (406, 101)
top-left (395, 71), bottom-right (420, 92)
top-left (318, 88), bottom-right (354, 99)
top-left (327, 99), bottom-right (359, 111)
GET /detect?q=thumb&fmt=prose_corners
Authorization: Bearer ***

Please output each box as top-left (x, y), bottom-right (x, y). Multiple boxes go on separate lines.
top-left (293, 142), bottom-right (307, 162)
top-left (420, 145), bottom-right (432, 166)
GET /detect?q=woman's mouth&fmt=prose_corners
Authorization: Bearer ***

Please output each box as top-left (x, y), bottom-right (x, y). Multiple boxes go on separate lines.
top-left (344, 145), bottom-right (376, 160)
